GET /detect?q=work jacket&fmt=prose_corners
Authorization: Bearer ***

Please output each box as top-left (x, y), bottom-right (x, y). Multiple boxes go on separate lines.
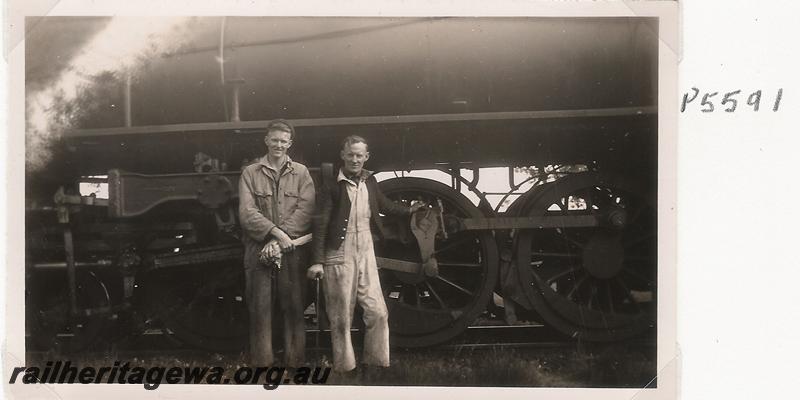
top-left (312, 169), bottom-right (410, 265)
top-left (239, 156), bottom-right (316, 269)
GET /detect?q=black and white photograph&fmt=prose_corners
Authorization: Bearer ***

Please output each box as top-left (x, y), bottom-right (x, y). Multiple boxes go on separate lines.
top-left (7, 3), bottom-right (679, 398)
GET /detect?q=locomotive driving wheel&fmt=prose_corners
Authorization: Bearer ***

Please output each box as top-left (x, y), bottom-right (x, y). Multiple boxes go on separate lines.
top-left (514, 172), bottom-right (656, 341)
top-left (378, 178), bottom-right (499, 347)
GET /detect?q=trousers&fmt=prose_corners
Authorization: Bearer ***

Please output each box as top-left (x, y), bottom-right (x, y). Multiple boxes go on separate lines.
top-left (323, 229), bottom-right (390, 371)
top-left (245, 246), bottom-right (308, 367)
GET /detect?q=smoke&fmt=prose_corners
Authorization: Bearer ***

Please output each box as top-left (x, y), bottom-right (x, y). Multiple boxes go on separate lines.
top-left (26, 17), bottom-right (194, 172)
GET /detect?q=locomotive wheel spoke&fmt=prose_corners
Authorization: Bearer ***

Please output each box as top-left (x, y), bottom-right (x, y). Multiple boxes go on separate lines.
top-left (566, 274), bottom-right (589, 300)
top-left (436, 276), bottom-right (474, 297)
top-left (425, 282), bottom-right (446, 309)
top-left (545, 266), bottom-right (581, 285)
top-left (587, 286), bottom-right (597, 310)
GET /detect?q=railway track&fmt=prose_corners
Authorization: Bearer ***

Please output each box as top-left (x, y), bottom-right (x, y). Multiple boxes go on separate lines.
top-left (26, 321), bottom-right (655, 358)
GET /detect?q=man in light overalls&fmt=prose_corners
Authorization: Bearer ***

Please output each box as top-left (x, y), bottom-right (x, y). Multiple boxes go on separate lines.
top-left (308, 135), bottom-right (422, 372)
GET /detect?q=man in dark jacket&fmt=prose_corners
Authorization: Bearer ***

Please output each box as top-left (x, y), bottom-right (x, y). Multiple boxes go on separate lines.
top-left (307, 135), bottom-right (422, 372)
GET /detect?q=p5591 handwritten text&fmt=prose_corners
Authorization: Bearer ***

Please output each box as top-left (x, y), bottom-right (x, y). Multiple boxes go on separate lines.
top-left (681, 88), bottom-right (783, 113)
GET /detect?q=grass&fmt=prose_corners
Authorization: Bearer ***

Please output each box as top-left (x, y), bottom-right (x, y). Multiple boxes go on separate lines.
top-left (324, 345), bottom-right (655, 387)
top-left (25, 342), bottom-right (655, 388)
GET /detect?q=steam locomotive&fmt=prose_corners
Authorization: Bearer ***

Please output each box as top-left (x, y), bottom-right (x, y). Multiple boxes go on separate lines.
top-left (25, 16), bottom-right (658, 351)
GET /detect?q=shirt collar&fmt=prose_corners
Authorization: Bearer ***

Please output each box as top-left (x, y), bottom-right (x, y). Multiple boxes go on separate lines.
top-left (337, 168), bottom-right (372, 185)
top-left (259, 155), bottom-right (293, 173)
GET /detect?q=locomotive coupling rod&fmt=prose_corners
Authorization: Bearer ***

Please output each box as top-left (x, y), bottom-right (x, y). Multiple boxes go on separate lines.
top-left (456, 215), bottom-right (600, 231)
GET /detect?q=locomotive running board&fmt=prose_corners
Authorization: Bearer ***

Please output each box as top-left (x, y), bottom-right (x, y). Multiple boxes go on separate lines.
top-left (67, 106), bottom-right (656, 138)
